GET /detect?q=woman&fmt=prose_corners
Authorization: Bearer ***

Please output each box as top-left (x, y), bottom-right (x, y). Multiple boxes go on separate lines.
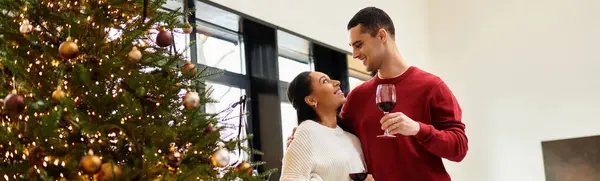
top-left (280, 71), bottom-right (374, 181)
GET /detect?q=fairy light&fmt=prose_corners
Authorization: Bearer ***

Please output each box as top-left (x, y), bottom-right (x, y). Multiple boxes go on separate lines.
top-left (0, 2), bottom-right (238, 179)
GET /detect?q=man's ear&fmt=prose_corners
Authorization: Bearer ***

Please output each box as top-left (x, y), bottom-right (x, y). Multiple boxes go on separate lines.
top-left (378, 28), bottom-right (388, 42)
top-left (304, 96), bottom-right (317, 107)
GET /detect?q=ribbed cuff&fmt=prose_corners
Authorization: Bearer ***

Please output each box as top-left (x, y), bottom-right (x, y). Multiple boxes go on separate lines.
top-left (414, 122), bottom-right (434, 141)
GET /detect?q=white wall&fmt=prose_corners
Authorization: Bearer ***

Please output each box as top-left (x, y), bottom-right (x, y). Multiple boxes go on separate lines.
top-left (428, 0), bottom-right (600, 181)
top-left (208, 0), bottom-right (600, 180)
top-left (208, 0), bottom-right (431, 69)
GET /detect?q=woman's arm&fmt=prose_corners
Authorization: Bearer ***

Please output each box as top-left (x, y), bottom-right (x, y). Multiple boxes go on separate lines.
top-left (347, 133), bottom-right (367, 173)
top-left (280, 127), bottom-right (315, 180)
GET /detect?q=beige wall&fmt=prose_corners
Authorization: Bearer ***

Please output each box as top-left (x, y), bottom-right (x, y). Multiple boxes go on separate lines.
top-left (208, 0), bottom-right (431, 69)
top-left (429, 0), bottom-right (600, 180)
top-left (206, 0), bottom-right (600, 180)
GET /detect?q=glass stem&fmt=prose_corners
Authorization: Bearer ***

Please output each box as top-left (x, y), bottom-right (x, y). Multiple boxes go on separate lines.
top-left (384, 112), bottom-right (390, 135)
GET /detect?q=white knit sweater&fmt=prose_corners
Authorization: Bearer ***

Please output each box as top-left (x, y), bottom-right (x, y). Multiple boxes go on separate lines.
top-left (280, 120), bottom-right (366, 181)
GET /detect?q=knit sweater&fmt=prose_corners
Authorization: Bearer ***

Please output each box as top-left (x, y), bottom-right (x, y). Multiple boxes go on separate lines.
top-left (340, 66), bottom-right (468, 181)
top-left (280, 120), bottom-right (366, 181)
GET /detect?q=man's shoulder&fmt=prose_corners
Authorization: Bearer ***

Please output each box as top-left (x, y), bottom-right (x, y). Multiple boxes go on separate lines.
top-left (412, 67), bottom-right (443, 83)
top-left (410, 67), bottom-right (445, 89)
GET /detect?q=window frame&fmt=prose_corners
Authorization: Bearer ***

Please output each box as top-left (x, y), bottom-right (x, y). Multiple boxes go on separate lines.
top-left (161, 0), bottom-right (253, 163)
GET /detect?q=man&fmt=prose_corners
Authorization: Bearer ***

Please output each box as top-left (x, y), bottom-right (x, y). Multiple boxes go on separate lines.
top-left (288, 7), bottom-right (468, 181)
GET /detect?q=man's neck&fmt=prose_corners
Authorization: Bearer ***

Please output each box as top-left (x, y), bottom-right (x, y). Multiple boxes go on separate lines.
top-left (377, 50), bottom-right (410, 79)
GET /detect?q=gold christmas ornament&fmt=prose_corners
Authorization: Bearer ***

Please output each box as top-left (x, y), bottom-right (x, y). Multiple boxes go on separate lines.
top-left (181, 60), bottom-right (197, 78)
top-left (235, 160), bottom-right (253, 175)
top-left (127, 46), bottom-right (142, 63)
top-left (210, 147), bottom-right (230, 168)
top-left (95, 162), bottom-right (122, 181)
top-left (156, 27), bottom-right (173, 47)
top-left (182, 90), bottom-right (200, 110)
top-left (80, 150), bottom-right (102, 174)
top-left (20, 19), bottom-right (33, 34)
top-left (51, 87), bottom-right (65, 103)
top-left (59, 37), bottom-right (79, 59)
top-left (182, 23), bottom-right (193, 34)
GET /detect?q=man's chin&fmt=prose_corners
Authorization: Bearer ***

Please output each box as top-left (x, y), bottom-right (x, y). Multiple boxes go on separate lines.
top-left (366, 67), bottom-right (376, 73)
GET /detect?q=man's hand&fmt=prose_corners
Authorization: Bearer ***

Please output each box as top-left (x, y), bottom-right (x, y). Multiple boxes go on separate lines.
top-left (380, 112), bottom-right (420, 136)
top-left (365, 174), bottom-right (375, 181)
top-left (285, 127), bottom-right (297, 148)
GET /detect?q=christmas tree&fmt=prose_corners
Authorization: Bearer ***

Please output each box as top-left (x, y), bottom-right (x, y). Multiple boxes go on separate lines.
top-left (0, 0), bottom-right (274, 180)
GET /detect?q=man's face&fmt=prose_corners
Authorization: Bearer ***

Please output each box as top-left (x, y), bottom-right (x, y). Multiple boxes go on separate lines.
top-left (349, 25), bottom-right (385, 72)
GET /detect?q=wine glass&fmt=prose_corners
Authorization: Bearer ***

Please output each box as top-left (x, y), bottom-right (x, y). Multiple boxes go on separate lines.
top-left (349, 172), bottom-right (368, 181)
top-left (376, 84), bottom-right (396, 138)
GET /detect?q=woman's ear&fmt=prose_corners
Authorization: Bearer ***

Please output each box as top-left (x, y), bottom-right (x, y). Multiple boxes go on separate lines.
top-left (304, 96), bottom-right (317, 108)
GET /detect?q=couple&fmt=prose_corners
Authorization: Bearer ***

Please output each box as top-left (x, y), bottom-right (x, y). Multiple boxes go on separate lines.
top-left (279, 7), bottom-right (468, 181)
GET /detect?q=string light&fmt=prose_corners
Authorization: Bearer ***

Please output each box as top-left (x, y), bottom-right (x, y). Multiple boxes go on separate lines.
top-left (0, 1), bottom-right (257, 179)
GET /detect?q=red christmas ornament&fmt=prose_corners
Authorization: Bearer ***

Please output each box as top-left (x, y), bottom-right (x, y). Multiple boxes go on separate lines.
top-left (204, 123), bottom-right (217, 134)
top-left (3, 94), bottom-right (25, 114)
top-left (156, 27), bottom-right (173, 47)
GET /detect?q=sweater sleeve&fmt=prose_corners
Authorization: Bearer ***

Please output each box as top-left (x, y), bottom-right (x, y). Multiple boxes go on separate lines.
top-left (340, 90), bottom-right (357, 133)
top-left (280, 126), bottom-right (315, 180)
top-left (414, 81), bottom-right (469, 162)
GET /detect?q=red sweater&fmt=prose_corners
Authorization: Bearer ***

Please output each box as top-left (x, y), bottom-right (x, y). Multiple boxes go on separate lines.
top-left (340, 66), bottom-right (468, 181)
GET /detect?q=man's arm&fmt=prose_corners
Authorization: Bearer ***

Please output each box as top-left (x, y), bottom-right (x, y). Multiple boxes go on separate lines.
top-left (414, 81), bottom-right (468, 162)
top-left (339, 89), bottom-right (357, 133)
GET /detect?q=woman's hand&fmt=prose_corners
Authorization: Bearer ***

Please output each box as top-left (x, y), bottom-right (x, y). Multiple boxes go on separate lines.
top-left (364, 174), bottom-right (375, 181)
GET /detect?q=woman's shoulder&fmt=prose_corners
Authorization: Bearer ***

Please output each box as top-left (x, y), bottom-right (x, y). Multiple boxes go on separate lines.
top-left (297, 120), bottom-right (321, 130)
top-left (343, 131), bottom-right (362, 145)
top-left (294, 120), bottom-right (320, 137)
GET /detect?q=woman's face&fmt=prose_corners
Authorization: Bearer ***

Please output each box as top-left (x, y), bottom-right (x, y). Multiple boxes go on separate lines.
top-left (305, 72), bottom-right (346, 109)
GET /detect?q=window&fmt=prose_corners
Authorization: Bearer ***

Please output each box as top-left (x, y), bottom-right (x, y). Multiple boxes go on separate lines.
top-left (280, 102), bottom-right (298, 152)
top-left (156, 0), bottom-right (190, 59)
top-left (277, 30), bottom-right (312, 152)
top-left (163, 0), bottom-right (184, 11)
top-left (277, 30), bottom-right (312, 82)
top-left (278, 56), bottom-right (310, 83)
top-left (196, 34), bottom-right (245, 75)
top-left (349, 77), bottom-right (365, 90)
top-left (193, 1), bottom-right (244, 75)
top-left (205, 82), bottom-right (249, 163)
top-left (160, 0), bottom-right (251, 164)
top-left (194, 1), bottom-right (240, 33)
top-left (347, 54), bottom-right (371, 90)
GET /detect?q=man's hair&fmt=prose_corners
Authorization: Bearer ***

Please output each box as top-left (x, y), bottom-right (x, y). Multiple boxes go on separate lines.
top-left (347, 7), bottom-right (395, 39)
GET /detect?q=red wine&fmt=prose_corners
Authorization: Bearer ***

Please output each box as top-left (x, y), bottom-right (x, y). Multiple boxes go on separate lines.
top-left (377, 102), bottom-right (395, 112)
top-left (349, 173), bottom-right (368, 181)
